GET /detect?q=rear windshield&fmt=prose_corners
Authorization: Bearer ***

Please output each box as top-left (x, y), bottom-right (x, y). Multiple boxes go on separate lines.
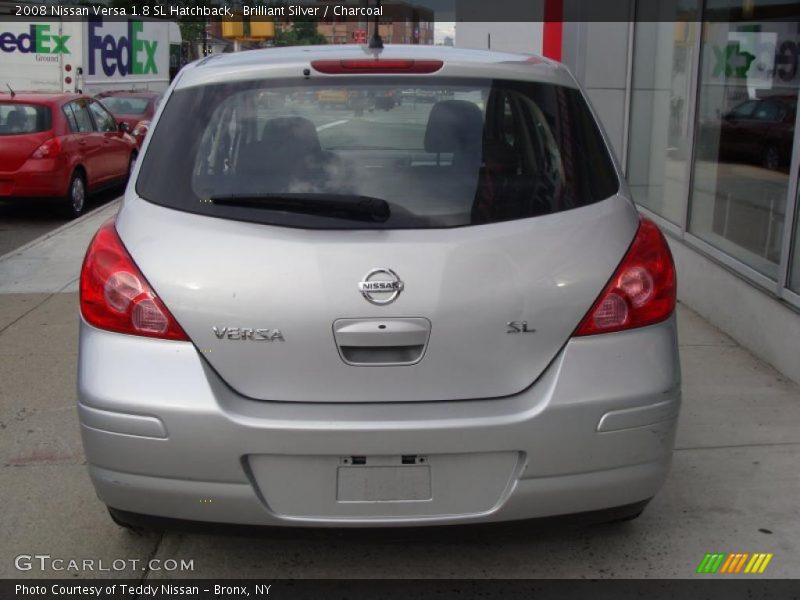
top-left (0, 103), bottom-right (51, 135)
top-left (98, 96), bottom-right (151, 115)
top-left (137, 78), bottom-right (619, 229)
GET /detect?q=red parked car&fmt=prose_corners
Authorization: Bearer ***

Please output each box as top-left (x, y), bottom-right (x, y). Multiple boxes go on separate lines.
top-left (95, 90), bottom-right (160, 149)
top-left (0, 92), bottom-right (138, 218)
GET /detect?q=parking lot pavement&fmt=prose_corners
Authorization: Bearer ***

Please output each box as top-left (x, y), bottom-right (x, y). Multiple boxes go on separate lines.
top-left (1, 211), bottom-right (799, 579)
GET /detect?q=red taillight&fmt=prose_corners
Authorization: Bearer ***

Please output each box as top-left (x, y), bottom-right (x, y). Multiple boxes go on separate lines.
top-left (575, 217), bottom-right (676, 336)
top-left (310, 59), bottom-right (443, 74)
top-left (80, 219), bottom-right (188, 341)
top-left (31, 137), bottom-right (62, 159)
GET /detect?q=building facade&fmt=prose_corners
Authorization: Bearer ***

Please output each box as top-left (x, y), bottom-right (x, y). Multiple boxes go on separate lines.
top-left (210, 2), bottom-right (434, 51)
top-left (317, 3), bottom-right (434, 45)
top-left (457, 1), bottom-right (800, 384)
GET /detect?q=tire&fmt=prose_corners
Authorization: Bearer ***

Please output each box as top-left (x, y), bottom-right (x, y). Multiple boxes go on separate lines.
top-left (106, 507), bottom-right (173, 534)
top-left (763, 144), bottom-right (780, 171)
top-left (107, 507), bottom-right (147, 533)
top-left (64, 170), bottom-right (86, 219)
top-left (605, 508), bottom-right (644, 524)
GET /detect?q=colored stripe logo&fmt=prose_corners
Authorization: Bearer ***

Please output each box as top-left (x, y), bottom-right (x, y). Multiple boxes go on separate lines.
top-left (697, 553), bottom-right (773, 574)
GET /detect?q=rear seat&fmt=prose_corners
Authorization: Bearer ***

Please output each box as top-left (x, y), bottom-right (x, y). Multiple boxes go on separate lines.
top-left (237, 116), bottom-right (344, 192)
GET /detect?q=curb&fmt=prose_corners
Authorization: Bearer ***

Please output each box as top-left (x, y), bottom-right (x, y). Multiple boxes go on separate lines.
top-left (0, 198), bottom-right (121, 264)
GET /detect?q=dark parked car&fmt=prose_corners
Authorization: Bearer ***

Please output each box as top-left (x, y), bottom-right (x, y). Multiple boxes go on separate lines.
top-left (697, 95), bottom-right (796, 171)
top-left (0, 92), bottom-right (138, 217)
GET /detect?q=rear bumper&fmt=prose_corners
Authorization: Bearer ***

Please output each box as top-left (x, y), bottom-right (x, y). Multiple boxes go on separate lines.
top-left (78, 315), bottom-right (681, 527)
top-left (0, 159), bottom-right (70, 198)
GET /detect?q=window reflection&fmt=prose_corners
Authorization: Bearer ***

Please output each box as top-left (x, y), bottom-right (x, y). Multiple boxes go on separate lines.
top-left (689, 15), bottom-right (798, 279)
top-left (791, 185), bottom-right (800, 294)
top-left (628, 11), bottom-right (700, 225)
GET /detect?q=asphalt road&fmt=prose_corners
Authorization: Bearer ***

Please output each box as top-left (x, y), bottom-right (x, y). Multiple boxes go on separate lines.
top-left (0, 187), bottom-right (122, 257)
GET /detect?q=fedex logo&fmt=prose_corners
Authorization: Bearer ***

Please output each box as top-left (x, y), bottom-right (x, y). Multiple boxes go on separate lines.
top-left (0, 25), bottom-right (70, 54)
top-left (88, 18), bottom-right (158, 76)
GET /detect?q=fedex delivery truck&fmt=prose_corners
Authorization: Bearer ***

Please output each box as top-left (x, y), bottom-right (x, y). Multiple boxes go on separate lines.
top-left (0, 18), bottom-right (182, 94)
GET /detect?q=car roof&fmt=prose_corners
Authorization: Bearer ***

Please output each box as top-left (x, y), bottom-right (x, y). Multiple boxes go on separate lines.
top-left (176, 44), bottom-right (577, 90)
top-left (96, 90), bottom-right (160, 98)
top-left (0, 92), bottom-right (83, 106)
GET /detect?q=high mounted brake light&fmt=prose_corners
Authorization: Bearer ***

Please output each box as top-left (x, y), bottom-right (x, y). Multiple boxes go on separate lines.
top-left (310, 59), bottom-right (443, 74)
top-left (575, 216), bottom-right (676, 336)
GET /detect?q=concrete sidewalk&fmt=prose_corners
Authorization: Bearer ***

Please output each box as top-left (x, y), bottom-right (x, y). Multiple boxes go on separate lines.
top-left (1, 207), bottom-right (799, 579)
top-left (0, 200), bottom-right (119, 295)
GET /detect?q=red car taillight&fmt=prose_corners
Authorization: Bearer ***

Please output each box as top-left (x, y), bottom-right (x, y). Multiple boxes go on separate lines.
top-left (80, 219), bottom-right (188, 341)
top-left (575, 216), bottom-right (676, 336)
top-left (31, 137), bottom-right (62, 159)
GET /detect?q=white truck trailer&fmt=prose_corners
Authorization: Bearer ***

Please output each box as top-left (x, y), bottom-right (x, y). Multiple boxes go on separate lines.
top-left (0, 17), bottom-right (182, 94)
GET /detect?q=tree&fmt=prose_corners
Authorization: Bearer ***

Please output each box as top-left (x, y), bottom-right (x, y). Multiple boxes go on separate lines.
top-left (273, 20), bottom-right (327, 47)
top-left (177, 19), bottom-right (207, 48)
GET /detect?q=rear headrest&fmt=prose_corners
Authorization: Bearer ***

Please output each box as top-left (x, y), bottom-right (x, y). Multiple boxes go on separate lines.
top-left (6, 110), bottom-right (26, 128)
top-left (424, 100), bottom-right (484, 154)
top-left (261, 117), bottom-right (321, 155)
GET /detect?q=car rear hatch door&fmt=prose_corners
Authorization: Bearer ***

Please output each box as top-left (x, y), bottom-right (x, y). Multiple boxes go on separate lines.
top-left (0, 130), bottom-right (51, 172)
top-left (0, 102), bottom-right (53, 171)
top-left (116, 194), bottom-right (638, 403)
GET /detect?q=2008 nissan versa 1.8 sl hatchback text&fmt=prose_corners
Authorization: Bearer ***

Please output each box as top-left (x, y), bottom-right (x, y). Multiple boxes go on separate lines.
top-left (78, 45), bottom-right (680, 529)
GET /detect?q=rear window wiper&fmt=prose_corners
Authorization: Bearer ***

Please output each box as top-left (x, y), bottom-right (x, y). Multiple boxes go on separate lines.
top-left (209, 193), bottom-right (390, 223)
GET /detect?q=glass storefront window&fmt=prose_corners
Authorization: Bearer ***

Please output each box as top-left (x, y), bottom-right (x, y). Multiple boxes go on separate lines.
top-left (791, 185), bottom-right (800, 294)
top-left (628, 6), bottom-right (700, 225)
top-left (688, 6), bottom-right (798, 280)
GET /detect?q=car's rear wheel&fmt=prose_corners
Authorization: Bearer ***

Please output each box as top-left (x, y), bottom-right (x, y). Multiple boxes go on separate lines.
top-left (107, 507), bottom-right (157, 533)
top-left (605, 508), bottom-right (645, 524)
top-left (65, 170), bottom-right (86, 219)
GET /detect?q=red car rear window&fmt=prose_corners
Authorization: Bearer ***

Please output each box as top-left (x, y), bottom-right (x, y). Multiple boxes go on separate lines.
top-left (98, 96), bottom-right (151, 116)
top-left (0, 103), bottom-right (52, 136)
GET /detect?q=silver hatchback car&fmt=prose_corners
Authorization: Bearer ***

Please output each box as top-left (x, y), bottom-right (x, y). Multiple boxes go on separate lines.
top-left (78, 45), bottom-right (679, 528)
